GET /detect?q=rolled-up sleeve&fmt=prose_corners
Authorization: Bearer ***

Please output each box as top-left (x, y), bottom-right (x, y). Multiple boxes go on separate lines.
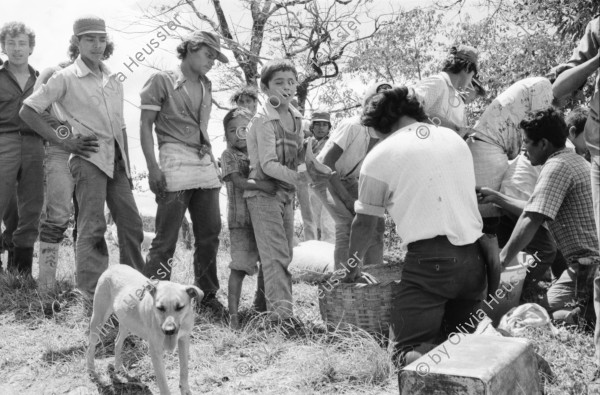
top-left (140, 73), bottom-right (164, 112)
top-left (24, 72), bottom-right (67, 114)
top-left (355, 173), bottom-right (390, 218)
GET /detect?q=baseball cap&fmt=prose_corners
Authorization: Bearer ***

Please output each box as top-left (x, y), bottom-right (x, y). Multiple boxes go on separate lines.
top-left (73, 15), bottom-right (106, 36)
top-left (185, 31), bottom-right (228, 63)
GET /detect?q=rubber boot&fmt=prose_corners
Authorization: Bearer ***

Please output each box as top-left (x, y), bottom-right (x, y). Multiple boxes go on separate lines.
top-left (252, 266), bottom-right (267, 313)
top-left (12, 247), bottom-right (34, 276)
top-left (38, 241), bottom-right (59, 292)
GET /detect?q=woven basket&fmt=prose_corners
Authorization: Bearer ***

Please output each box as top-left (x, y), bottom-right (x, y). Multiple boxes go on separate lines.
top-left (318, 262), bottom-right (403, 336)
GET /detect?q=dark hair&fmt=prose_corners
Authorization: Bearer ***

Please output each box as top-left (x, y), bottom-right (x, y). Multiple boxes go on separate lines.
top-left (230, 85), bottom-right (259, 106)
top-left (67, 35), bottom-right (114, 65)
top-left (441, 47), bottom-right (477, 76)
top-left (566, 106), bottom-right (589, 137)
top-left (260, 59), bottom-right (298, 88)
top-left (223, 107), bottom-right (253, 133)
top-left (361, 86), bottom-right (428, 135)
top-left (176, 41), bottom-right (210, 60)
top-left (0, 21), bottom-right (35, 52)
top-left (520, 107), bottom-right (568, 147)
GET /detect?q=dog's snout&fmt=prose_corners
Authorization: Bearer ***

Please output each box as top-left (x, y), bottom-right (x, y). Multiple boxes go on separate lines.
top-left (163, 327), bottom-right (178, 336)
top-left (162, 318), bottom-right (179, 336)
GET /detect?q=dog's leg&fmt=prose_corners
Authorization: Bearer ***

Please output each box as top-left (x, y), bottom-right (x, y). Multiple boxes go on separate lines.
top-left (149, 343), bottom-right (171, 395)
top-left (86, 286), bottom-right (113, 373)
top-left (178, 336), bottom-right (192, 395)
top-left (114, 327), bottom-right (129, 373)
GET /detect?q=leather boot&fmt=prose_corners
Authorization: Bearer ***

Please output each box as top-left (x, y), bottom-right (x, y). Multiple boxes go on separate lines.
top-left (12, 247), bottom-right (34, 276)
top-left (38, 241), bottom-right (59, 291)
top-left (252, 266), bottom-right (267, 313)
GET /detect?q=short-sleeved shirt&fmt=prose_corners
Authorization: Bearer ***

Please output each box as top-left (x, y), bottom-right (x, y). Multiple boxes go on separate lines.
top-left (140, 67), bottom-right (220, 190)
top-left (525, 148), bottom-right (598, 260)
top-left (355, 122), bottom-right (483, 246)
top-left (222, 147), bottom-right (251, 229)
top-left (24, 56), bottom-right (128, 178)
top-left (316, 116), bottom-right (378, 180)
top-left (0, 62), bottom-right (37, 134)
top-left (139, 66), bottom-right (212, 149)
top-left (474, 77), bottom-right (554, 160)
top-left (564, 17), bottom-right (599, 156)
top-left (244, 102), bottom-right (304, 200)
top-left (412, 72), bottom-right (466, 130)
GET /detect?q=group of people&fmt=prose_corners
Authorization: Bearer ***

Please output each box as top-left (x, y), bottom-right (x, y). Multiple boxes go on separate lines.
top-left (0, 11), bottom-right (599, 378)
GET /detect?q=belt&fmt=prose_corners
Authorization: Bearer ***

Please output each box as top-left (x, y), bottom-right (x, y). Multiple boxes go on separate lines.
top-left (13, 131), bottom-right (40, 137)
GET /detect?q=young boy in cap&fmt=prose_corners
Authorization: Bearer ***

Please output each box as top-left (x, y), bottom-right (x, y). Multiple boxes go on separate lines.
top-left (221, 107), bottom-right (276, 328)
top-left (306, 110), bottom-right (335, 242)
top-left (20, 15), bottom-right (145, 297)
top-left (0, 21), bottom-right (43, 276)
top-left (139, 31), bottom-right (228, 313)
top-left (412, 44), bottom-right (479, 136)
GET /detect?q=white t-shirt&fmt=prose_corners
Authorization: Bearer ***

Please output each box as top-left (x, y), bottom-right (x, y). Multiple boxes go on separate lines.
top-left (355, 122), bottom-right (483, 246)
top-left (316, 116), bottom-right (379, 180)
top-left (412, 72), bottom-right (466, 130)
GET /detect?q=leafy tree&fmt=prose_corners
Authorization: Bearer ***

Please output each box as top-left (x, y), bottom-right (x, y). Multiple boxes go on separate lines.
top-left (132, 0), bottom-right (394, 113)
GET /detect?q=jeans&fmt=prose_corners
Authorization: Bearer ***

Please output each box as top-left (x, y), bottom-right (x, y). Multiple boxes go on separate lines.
top-left (247, 194), bottom-right (295, 320)
top-left (40, 143), bottom-right (75, 243)
top-left (391, 236), bottom-right (486, 366)
top-left (70, 156), bottom-right (144, 295)
top-left (311, 178), bottom-right (383, 268)
top-left (144, 188), bottom-right (221, 294)
top-left (0, 133), bottom-right (44, 248)
top-left (297, 182), bottom-right (316, 240)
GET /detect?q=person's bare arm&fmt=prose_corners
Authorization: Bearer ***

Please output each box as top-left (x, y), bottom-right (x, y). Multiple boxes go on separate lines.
top-left (342, 213), bottom-right (380, 282)
top-left (19, 105), bottom-right (98, 157)
top-left (140, 109), bottom-right (166, 197)
top-left (553, 53), bottom-right (600, 98)
top-left (320, 143), bottom-right (356, 213)
top-left (499, 212), bottom-right (546, 267)
top-left (477, 187), bottom-right (528, 217)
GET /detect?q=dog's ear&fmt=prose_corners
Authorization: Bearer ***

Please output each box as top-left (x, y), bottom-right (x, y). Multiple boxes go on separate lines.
top-left (185, 285), bottom-right (204, 301)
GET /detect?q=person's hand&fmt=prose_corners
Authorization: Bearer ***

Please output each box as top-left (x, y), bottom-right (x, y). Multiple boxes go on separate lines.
top-left (61, 135), bottom-right (99, 158)
top-left (257, 180), bottom-right (277, 195)
top-left (305, 160), bottom-right (333, 184)
top-left (476, 187), bottom-right (498, 205)
top-left (148, 167), bottom-right (167, 198)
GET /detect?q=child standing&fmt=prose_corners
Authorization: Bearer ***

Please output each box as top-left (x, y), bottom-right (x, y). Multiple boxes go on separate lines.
top-left (306, 110), bottom-right (335, 243)
top-left (244, 59), bottom-right (306, 329)
top-left (222, 107), bottom-right (276, 329)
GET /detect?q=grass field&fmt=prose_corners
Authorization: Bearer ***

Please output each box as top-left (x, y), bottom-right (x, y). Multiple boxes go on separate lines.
top-left (0, 225), bottom-right (598, 394)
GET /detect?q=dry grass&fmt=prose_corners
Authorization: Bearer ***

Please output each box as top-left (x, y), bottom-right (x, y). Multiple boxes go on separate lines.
top-left (0, 227), bottom-right (597, 394)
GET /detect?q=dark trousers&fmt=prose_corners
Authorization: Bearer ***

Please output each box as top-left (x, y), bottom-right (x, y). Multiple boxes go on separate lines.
top-left (391, 236), bottom-right (486, 366)
top-left (495, 214), bottom-right (567, 280)
top-left (144, 188), bottom-right (221, 294)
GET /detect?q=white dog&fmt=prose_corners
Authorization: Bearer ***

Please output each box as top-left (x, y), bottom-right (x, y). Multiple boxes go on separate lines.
top-left (86, 265), bottom-right (203, 394)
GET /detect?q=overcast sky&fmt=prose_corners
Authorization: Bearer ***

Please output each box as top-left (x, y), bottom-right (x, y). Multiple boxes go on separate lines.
top-left (2, 0), bottom-right (484, 172)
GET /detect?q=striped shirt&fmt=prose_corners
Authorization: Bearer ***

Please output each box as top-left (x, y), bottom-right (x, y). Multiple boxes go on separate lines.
top-left (244, 102), bottom-right (304, 200)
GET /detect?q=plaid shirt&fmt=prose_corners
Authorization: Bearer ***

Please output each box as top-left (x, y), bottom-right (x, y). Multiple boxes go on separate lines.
top-left (222, 147), bottom-right (252, 229)
top-left (525, 148), bottom-right (598, 260)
